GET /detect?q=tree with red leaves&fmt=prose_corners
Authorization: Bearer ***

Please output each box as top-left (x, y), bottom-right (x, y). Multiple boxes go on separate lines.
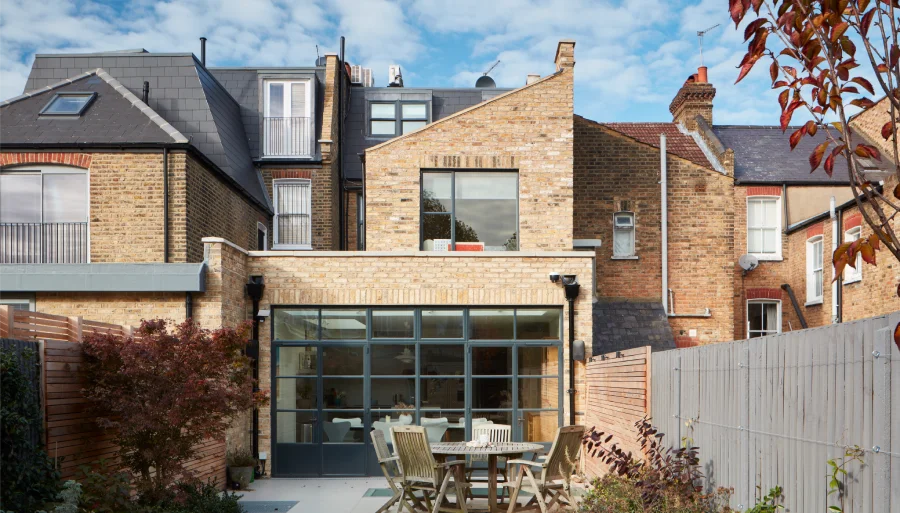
top-left (729, 0), bottom-right (900, 347)
top-left (82, 319), bottom-right (268, 494)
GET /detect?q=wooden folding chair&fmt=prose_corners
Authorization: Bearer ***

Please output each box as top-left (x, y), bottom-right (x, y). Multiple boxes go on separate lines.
top-left (503, 425), bottom-right (584, 513)
top-left (391, 425), bottom-right (471, 513)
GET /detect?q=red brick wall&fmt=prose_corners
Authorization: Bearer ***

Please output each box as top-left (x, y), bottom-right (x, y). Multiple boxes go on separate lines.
top-left (573, 117), bottom-right (735, 344)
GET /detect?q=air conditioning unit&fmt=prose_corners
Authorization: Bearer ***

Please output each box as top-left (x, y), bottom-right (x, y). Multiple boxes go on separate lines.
top-left (388, 65), bottom-right (403, 87)
top-left (350, 65), bottom-right (373, 87)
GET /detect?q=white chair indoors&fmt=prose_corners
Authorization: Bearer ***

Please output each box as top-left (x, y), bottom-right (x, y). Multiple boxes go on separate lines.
top-left (323, 420), bottom-right (351, 443)
top-left (421, 417), bottom-right (450, 443)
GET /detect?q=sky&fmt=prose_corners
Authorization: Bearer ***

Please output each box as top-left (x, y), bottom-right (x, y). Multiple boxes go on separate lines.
top-left (0, 0), bottom-right (789, 125)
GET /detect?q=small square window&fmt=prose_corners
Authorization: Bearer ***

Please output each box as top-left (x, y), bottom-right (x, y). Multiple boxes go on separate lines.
top-left (402, 121), bottom-right (426, 134)
top-left (370, 103), bottom-right (395, 118)
top-left (40, 93), bottom-right (96, 116)
top-left (402, 104), bottom-right (427, 118)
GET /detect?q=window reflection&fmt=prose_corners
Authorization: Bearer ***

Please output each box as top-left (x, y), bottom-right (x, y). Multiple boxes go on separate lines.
top-left (421, 310), bottom-right (463, 339)
top-left (276, 412), bottom-right (316, 443)
top-left (372, 344), bottom-right (415, 376)
top-left (420, 378), bottom-right (464, 409)
top-left (518, 378), bottom-right (559, 409)
top-left (276, 346), bottom-right (317, 376)
top-left (469, 309), bottom-right (514, 340)
top-left (322, 346), bottom-right (363, 375)
top-left (276, 378), bottom-right (316, 410)
top-left (519, 347), bottom-right (559, 376)
top-left (515, 309), bottom-right (560, 340)
top-left (321, 309), bottom-right (366, 340)
top-left (371, 378), bottom-right (416, 410)
top-left (372, 310), bottom-right (414, 338)
top-left (522, 411), bottom-right (559, 443)
top-left (472, 378), bottom-right (513, 409)
top-left (454, 172), bottom-right (518, 251)
top-left (274, 309), bottom-right (318, 340)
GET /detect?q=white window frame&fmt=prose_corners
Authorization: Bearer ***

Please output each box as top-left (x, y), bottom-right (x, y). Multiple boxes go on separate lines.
top-left (273, 178), bottom-right (312, 250)
top-left (257, 222), bottom-right (268, 251)
top-left (611, 211), bottom-right (636, 259)
top-left (263, 79), bottom-right (313, 158)
top-left (747, 196), bottom-right (782, 260)
top-left (746, 299), bottom-right (781, 338)
top-left (806, 235), bottom-right (824, 305)
top-left (843, 226), bottom-right (863, 284)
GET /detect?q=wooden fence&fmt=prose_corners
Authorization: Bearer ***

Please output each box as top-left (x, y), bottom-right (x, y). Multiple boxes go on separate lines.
top-left (0, 306), bottom-right (226, 484)
top-left (583, 346), bottom-right (651, 478)
top-left (651, 312), bottom-right (900, 512)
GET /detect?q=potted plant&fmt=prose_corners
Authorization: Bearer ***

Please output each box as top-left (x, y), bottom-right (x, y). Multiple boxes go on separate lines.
top-left (227, 449), bottom-right (256, 490)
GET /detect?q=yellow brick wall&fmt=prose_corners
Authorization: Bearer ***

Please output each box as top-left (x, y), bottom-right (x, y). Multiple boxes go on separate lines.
top-left (200, 239), bottom-right (593, 461)
top-left (364, 64), bottom-right (574, 251)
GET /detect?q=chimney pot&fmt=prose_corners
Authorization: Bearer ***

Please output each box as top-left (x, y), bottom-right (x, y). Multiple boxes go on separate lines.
top-left (697, 66), bottom-right (708, 83)
top-left (526, 74), bottom-right (541, 85)
top-left (200, 37), bottom-right (207, 66)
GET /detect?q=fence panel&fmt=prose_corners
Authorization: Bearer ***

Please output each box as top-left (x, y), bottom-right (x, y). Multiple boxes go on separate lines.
top-left (650, 312), bottom-right (900, 513)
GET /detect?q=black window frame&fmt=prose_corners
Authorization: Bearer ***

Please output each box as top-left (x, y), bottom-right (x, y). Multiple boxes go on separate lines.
top-left (39, 92), bottom-right (97, 117)
top-left (368, 100), bottom-right (430, 137)
top-left (420, 169), bottom-right (520, 251)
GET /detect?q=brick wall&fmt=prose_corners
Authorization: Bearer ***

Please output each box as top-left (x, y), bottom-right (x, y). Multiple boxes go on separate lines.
top-left (199, 239), bottom-right (593, 461)
top-left (573, 118), bottom-right (734, 345)
top-left (2, 150), bottom-right (266, 264)
top-left (184, 153), bottom-right (268, 262)
top-left (260, 167), bottom-right (336, 250)
top-left (364, 46), bottom-right (574, 251)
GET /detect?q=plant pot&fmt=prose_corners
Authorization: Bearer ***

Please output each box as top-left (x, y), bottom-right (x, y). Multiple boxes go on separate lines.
top-left (229, 466), bottom-right (253, 490)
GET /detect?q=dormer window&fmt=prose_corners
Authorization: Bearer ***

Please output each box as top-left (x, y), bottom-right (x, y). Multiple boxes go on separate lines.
top-left (263, 80), bottom-right (313, 158)
top-left (40, 92), bottom-right (96, 116)
top-left (369, 101), bottom-right (429, 137)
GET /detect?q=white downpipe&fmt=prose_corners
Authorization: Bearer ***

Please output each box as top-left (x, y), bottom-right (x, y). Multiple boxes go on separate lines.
top-left (661, 133), bottom-right (668, 313)
top-left (830, 196), bottom-right (838, 323)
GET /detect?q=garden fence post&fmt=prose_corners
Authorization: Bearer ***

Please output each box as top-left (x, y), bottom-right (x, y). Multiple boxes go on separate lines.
top-left (739, 341), bottom-right (751, 510)
top-left (68, 316), bottom-right (82, 343)
top-left (0, 304), bottom-right (11, 337)
top-left (872, 314), bottom-right (895, 513)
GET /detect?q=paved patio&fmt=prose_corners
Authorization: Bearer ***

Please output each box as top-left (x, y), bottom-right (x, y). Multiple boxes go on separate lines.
top-left (237, 477), bottom-right (530, 513)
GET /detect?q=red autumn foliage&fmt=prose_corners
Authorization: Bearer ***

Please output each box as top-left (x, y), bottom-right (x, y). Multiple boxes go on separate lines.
top-left (728, 0), bottom-right (900, 349)
top-left (82, 319), bottom-right (268, 493)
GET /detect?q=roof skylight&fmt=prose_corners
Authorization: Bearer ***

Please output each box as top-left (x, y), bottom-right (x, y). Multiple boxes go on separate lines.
top-left (40, 93), bottom-right (96, 116)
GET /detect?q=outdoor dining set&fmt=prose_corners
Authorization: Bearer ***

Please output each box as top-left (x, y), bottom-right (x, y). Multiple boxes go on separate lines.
top-left (369, 422), bottom-right (585, 513)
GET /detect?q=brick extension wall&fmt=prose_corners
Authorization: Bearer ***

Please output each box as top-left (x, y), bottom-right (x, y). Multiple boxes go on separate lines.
top-left (364, 48), bottom-right (574, 252)
top-left (573, 117), bottom-right (735, 345)
top-left (200, 239), bottom-right (594, 461)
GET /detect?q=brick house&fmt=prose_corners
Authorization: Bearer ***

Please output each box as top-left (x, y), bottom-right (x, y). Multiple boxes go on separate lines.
top-left (0, 40), bottom-right (593, 477)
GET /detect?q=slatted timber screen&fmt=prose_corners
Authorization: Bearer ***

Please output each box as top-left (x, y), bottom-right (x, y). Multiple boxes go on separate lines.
top-left (0, 306), bottom-right (227, 486)
top-left (651, 312), bottom-right (900, 512)
top-left (583, 346), bottom-right (651, 479)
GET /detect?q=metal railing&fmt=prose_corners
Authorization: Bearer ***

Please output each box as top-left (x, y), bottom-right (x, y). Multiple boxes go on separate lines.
top-left (0, 222), bottom-right (89, 263)
top-left (263, 117), bottom-right (313, 157)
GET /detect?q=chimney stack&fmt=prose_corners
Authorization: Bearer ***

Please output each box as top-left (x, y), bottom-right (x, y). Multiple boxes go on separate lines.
top-left (554, 39), bottom-right (576, 71)
top-left (200, 37), bottom-right (207, 66)
top-left (669, 66), bottom-right (716, 131)
top-left (526, 74), bottom-right (541, 85)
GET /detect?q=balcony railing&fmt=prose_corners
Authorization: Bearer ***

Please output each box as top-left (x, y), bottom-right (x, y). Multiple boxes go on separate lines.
top-left (1, 223), bottom-right (89, 263)
top-left (263, 117), bottom-right (313, 157)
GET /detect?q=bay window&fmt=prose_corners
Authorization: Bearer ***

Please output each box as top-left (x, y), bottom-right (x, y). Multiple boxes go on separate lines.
top-left (421, 171), bottom-right (518, 251)
top-left (747, 197), bottom-right (781, 259)
top-left (274, 179), bottom-right (312, 249)
top-left (0, 167), bottom-right (88, 263)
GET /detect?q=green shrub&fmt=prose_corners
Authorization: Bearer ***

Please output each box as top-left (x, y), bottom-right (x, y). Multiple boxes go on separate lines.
top-left (226, 449), bottom-right (256, 468)
top-left (0, 347), bottom-right (61, 512)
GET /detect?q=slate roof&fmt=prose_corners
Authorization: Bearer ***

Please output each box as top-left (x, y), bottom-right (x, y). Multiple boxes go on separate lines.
top-left (592, 301), bottom-right (675, 356)
top-left (582, 117), bottom-right (715, 170)
top-left (0, 69), bottom-right (185, 145)
top-left (208, 67), bottom-right (325, 161)
top-left (712, 125), bottom-right (850, 184)
top-left (19, 52), bottom-right (271, 211)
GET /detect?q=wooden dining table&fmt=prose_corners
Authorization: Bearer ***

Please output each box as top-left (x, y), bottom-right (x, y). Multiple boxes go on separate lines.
top-left (430, 441), bottom-right (544, 513)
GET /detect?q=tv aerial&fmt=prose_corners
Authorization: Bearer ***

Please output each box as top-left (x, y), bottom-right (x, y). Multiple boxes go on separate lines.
top-left (697, 23), bottom-right (721, 66)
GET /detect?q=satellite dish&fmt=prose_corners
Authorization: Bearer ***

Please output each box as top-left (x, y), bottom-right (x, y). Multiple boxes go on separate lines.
top-left (475, 75), bottom-right (496, 88)
top-left (738, 254), bottom-right (759, 272)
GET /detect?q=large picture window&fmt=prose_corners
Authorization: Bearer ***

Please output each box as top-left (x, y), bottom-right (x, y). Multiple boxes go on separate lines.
top-left (274, 179), bottom-right (312, 249)
top-left (421, 171), bottom-right (519, 251)
top-left (806, 235), bottom-right (824, 304)
top-left (747, 196), bottom-right (781, 259)
top-left (0, 167), bottom-right (89, 263)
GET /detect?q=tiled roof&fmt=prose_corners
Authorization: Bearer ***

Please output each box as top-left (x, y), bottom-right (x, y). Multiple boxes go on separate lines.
top-left (21, 53), bottom-right (271, 211)
top-left (712, 125), bottom-right (850, 184)
top-left (0, 70), bottom-right (184, 145)
top-left (581, 116), bottom-right (714, 169)
top-left (592, 301), bottom-right (675, 355)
